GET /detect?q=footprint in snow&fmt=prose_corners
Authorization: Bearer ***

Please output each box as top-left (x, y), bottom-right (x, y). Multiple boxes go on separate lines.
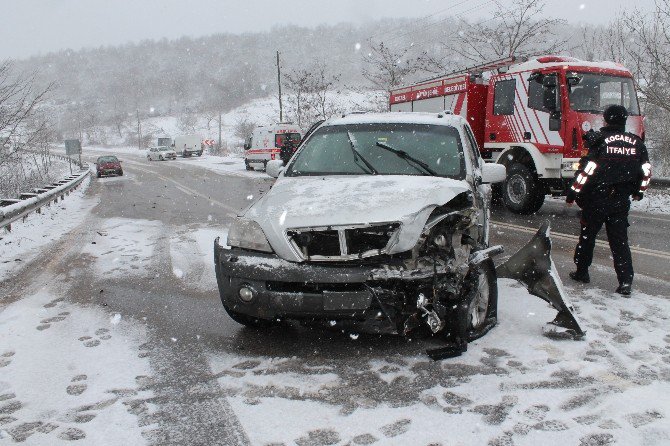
top-left (78, 328), bottom-right (112, 347)
top-left (43, 297), bottom-right (65, 308)
top-left (0, 351), bottom-right (15, 368)
top-left (67, 375), bottom-right (88, 396)
top-left (36, 312), bottom-right (70, 331)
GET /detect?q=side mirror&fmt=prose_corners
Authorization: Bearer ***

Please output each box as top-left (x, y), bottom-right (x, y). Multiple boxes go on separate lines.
top-left (266, 159), bottom-right (284, 178)
top-left (481, 163), bottom-right (506, 184)
top-left (542, 75), bottom-right (559, 111)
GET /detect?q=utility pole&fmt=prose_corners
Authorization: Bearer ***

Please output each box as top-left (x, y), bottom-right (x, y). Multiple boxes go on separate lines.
top-left (136, 109), bottom-right (141, 150)
top-left (276, 50), bottom-right (283, 122)
top-left (218, 111), bottom-right (222, 151)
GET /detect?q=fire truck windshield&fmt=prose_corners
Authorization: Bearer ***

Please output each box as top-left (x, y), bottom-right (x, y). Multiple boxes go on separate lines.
top-left (567, 72), bottom-right (640, 115)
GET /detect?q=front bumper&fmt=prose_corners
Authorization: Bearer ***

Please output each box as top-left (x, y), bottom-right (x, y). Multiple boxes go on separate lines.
top-left (98, 169), bottom-right (122, 176)
top-left (215, 239), bottom-right (381, 320)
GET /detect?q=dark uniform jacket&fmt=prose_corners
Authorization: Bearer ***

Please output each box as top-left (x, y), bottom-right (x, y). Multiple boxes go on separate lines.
top-left (566, 125), bottom-right (651, 214)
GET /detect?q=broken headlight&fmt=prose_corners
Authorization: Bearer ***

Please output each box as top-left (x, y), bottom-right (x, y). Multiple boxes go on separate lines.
top-left (228, 218), bottom-right (273, 253)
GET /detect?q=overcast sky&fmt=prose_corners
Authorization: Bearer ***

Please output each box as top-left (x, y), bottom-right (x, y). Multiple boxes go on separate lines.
top-left (0, 0), bottom-right (656, 59)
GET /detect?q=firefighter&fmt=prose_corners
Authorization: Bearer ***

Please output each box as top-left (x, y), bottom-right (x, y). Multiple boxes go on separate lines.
top-left (565, 104), bottom-right (651, 296)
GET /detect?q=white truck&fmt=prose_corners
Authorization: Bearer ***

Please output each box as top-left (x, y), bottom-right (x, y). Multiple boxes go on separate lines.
top-left (172, 135), bottom-right (203, 157)
top-left (243, 124), bottom-right (302, 171)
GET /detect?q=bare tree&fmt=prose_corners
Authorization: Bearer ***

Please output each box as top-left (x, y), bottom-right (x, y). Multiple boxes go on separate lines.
top-left (617, 0), bottom-right (670, 173)
top-left (233, 115), bottom-right (256, 142)
top-left (306, 61), bottom-right (342, 121)
top-left (283, 67), bottom-right (314, 128)
top-left (361, 41), bottom-right (424, 92)
top-left (452, 0), bottom-right (568, 63)
top-left (177, 112), bottom-right (199, 134)
top-left (0, 61), bottom-right (61, 198)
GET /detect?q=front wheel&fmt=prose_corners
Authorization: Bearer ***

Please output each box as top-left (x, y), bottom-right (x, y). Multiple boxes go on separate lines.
top-left (147, 155), bottom-right (151, 161)
top-left (502, 163), bottom-right (545, 214)
top-left (159, 155), bottom-right (164, 161)
top-left (245, 160), bottom-right (254, 171)
top-left (466, 258), bottom-right (498, 339)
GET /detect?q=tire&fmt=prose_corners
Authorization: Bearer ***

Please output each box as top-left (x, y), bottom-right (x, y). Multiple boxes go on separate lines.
top-left (159, 155), bottom-right (164, 161)
top-left (147, 155), bottom-right (151, 161)
top-left (118, 170), bottom-right (123, 176)
top-left (466, 258), bottom-right (498, 340)
top-left (223, 304), bottom-right (274, 329)
top-left (245, 160), bottom-right (254, 171)
top-left (197, 151), bottom-right (202, 157)
top-left (502, 163), bottom-right (545, 214)
top-left (97, 172), bottom-right (101, 178)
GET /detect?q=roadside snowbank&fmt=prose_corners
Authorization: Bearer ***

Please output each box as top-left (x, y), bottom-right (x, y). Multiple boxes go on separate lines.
top-left (0, 177), bottom-right (95, 284)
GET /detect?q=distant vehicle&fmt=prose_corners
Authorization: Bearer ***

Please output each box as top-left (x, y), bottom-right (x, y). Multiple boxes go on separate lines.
top-left (95, 155), bottom-right (123, 177)
top-left (244, 124), bottom-right (302, 171)
top-left (147, 146), bottom-right (176, 161)
top-left (157, 137), bottom-right (173, 147)
top-left (173, 135), bottom-right (202, 157)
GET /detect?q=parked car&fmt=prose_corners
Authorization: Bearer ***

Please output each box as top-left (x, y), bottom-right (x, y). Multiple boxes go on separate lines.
top-left (147, 146), bottom-right (176, 161)
top-left (95, 155), bottom-right (123, 177)
top-left (214, 112), bottom-right (585, 357)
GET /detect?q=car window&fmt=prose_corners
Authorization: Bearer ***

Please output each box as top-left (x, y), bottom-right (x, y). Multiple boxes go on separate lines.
top-left (286, 123), bottom-right (465, 179)
top-left (97, 156), bottom-right (118, 162)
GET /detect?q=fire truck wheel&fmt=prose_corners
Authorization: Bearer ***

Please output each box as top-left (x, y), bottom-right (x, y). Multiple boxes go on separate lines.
top-left (503, 163), bottom-right (545, 214)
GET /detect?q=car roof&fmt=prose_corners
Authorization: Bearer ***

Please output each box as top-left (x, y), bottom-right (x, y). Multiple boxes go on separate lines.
top-left (325, 112), bottom-right (466, 128)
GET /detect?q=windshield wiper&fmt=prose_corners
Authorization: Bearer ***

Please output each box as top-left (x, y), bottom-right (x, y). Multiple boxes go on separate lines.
top-left (347, 131), bottom-right (377, 175)
top-left (374, 142), bottom-right (437, 176)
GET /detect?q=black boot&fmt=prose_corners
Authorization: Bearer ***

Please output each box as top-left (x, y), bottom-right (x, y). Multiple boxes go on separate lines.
top-left (569, 270), bottom-right (590, 284)
top-left (616, 283), bottom-right (632, 296)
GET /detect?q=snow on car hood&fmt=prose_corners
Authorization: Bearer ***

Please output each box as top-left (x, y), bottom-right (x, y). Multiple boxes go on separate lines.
top-left (245, 175), bottom-right (471, 262)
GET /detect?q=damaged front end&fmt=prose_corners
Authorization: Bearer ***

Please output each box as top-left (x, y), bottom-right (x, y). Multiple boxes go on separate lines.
top-left (215, 200), bottom-right (585, 361)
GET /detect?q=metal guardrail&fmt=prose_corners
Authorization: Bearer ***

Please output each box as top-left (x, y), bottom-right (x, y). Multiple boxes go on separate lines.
top-left (0, 166), bottom-right (91, 231)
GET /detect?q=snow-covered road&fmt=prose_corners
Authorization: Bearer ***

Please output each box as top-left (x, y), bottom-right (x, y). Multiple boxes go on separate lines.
top-left (1, 153), bottom-right (669, 445)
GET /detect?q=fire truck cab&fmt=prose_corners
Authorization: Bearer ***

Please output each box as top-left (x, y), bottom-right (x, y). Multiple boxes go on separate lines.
top-left (390, 56), bottom-right (644, 214)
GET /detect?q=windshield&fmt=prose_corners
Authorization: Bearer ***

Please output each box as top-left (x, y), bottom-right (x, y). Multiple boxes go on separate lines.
top-left (568, 72), bottom-right (640, 115)
top-left (275, 132), bottom-right (301, 146)
top-left (285, 123), bottom-right (465, 179)
top-left (159, 146), bottom-right (170, 151)
top-left (97, 156), bottom-right (118, 163)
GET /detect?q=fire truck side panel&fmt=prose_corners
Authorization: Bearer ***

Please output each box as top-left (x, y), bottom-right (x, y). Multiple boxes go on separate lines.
top-left (412, 96), bottom-right (445, 112)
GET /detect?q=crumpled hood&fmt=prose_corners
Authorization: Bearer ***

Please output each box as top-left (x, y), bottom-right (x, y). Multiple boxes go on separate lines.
top-left (245, 175), bottom-right (471, 262)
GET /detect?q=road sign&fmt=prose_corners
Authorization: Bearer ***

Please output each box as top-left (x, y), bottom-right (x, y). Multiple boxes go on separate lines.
top-left (64, 139), bottom-right (82, 155)
top-left (202, 139), bottom-right (215, 146)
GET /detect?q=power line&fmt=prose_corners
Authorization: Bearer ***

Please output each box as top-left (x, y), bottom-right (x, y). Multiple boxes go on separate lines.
top-left (367, 0), bottom-right (473, 41)
top-left (381, 0), bottom-right (497, 44)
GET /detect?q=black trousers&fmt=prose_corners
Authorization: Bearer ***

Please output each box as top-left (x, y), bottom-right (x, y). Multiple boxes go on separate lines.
top-left (574, 208), bottom-right (633, 284)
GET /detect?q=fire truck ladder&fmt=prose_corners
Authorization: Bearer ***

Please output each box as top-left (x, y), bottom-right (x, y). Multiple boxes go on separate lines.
top-left (417, 55), bottom-right (522, 85)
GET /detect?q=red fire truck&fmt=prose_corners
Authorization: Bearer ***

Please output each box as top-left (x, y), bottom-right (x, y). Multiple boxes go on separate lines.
top-left (389, 56), bottom-right (644, 214)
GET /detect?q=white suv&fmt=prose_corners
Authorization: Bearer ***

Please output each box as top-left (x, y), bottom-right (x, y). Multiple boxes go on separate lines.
top-left (215, 112), bottom-right (583, 356)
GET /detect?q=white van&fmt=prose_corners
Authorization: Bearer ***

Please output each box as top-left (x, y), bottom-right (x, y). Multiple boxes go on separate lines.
top-left (173, 135), bottom-right (202, 157)
top-left (244, 124), bottom-right (301, 171)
